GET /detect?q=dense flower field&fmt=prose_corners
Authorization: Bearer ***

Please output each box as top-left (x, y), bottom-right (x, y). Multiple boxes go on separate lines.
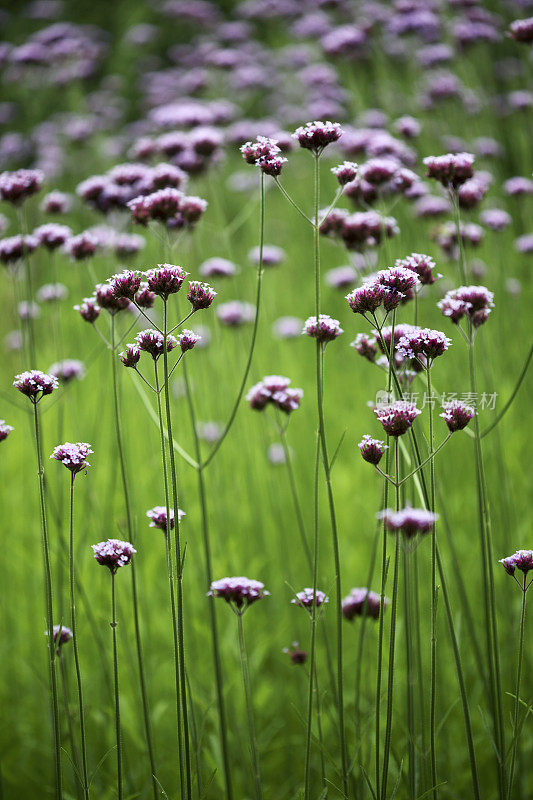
top-left (0, 1), bottom-right (532, 799)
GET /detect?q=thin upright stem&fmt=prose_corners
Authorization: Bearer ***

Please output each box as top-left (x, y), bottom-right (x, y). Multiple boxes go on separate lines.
top-left (17, 207), bottom-right (37, 366)
top-left (110, 315), bottom-right (158, 800)
top-left (426, 368), bottom-right (438, 800)
top-left (59, 654), bottom-right (82, 800)
top-left (182, 360), bottom-right (233, 800)
top-left (33, 401), bottom-right (62, 800)
top-left (111, 572), bottom-right (123, 800)
top-left (69, 476), bottom-right (89, 800)
top-left (508, 579), bottom-right (527, 799)
top-left (155, 360), bottom-right (186, 798)
top-left (276, 414), bottom-right (312, 567)
top-left (163, 300), bottom-right (192, 799)
top-left (237, 614), bottom-right (263, 800)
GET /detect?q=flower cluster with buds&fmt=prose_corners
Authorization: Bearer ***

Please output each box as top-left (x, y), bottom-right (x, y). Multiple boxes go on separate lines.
top-left (439, 401), bottom-right (475, 432)
top-left (208, 577), bottom-right (269, 613)
top-left (302, 314), bottom-right (343, 343)
top-left (0, 169), bottom-right (44, 204)
top-left (374, 401), bottom-right (422, 437)
top-left (13, 370), bottom-right (58, 402)
top-left (92, 539), bottom-right (136, 572)
top-left (291, 588), bottom-right (329, 611)
top-left (50, 442), bottom-right (93, 475)
top-left (240, 136), bottom-right (286, 176)
top-left (247, 375), bottom-right (303, 414)
top-left (378, 506), bottom-right (438, 538)
top-left (146, 506), bottom-right (185, 532)
top-left (292, 121), bottom-right (342, 154)
top-left (499, 550), bottom-right (533, 577)
top-left (423, 152), bottom-right (475, 188)
top-left (358, 435), bottom-right (389, 465)
top-left (342, 588), bottom-right (388, 620)
top-left (438, 285), bottom-right (494, 328)
top-left (45, 625), bottom-right (73, 656)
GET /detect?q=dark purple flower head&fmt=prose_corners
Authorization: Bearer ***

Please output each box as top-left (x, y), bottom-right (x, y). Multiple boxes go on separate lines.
top-left (146, 264), bottom-right (188, 298)
top-left (346, 282), bottom-right (384, 315)
top-left (499, 550), bottom-right (533, 578)
top-left (424, 152), bottom-right (475, 188)
top-left (258, 156), bottom-right (287, 177)
top-left (378, 266), bottom-right (420, 295)
top-left (109, 270), bottom-right (143, 301)
top-left (439, 400), bottom-right (475, 432)
top-left (146, 505), bottom-right (185, 532)
top-left (135, 282), bottom-right (156, 309)
top-left (351, 333), bottom-right (377, 362)
top-left (247, 375), bottom-right (303, 414)
top-left (135, 329), bottom-right (177, 360)
top-left (396, 253), bottom-right (440, 286)
top-left (339, 211), bottom-right (399, 251)
top-left (92, 539), bottom-right (136, 573)
top-left (46, 624), bottom-right (73, 655)
top-left (302, 314), bottom-right (343, 343)
top-left (114, 233), bottom-right (145, 259)
top-left (208, 576), bottom-right (269, 613)
top-left (332, 161), bottom-right (358, 186)
top-left (41, 191), bottom-right (72, 214)
top-left (457, 177), bottom-right (488, 209)
top-left (187, 281), bottom-right (217, 310)
top-left (292, 120), bottom-right (342, 154)
top-left (248, 244), bottom-right (285, 266)
top-left (64, 231), bottom-right (97, 261)
top-left (283, 643), bottom-right (308, 665)
top-left (240, 136), bottom-right (281, 165)
top-left (178, 195), bottom-right (208, 227)
top-left (291, 588), bottom-right (329, 611)
top-left (360, 158), bottom-right (399, 186)
top-left (393, 115), bottom-right (421, 139)
top-left (48, 359), bottom-right (85, 383)
top-left (374, 401), bottom-right (421, 437)
top-left (378, 506), bottom-right (438, 538)
top-left (0, 420), bottom-right (14, 442)
top-left (438, 285), bottom-right (494, 327)
top-left (50, 442), bottom-right (93, 474)
top-left (358, 434), bottom-right (389, 465)
top-left (396, 327), bottom-right (451, 363)
top-left (342, 588), bottom-right (388, 620)
top-left (94, 284), bottom-right (130, 315)
top-left (13, 370), bottom-right (58, 402)
top-left (509, 17), bottom-right (533, 43)
top-left (120, 345), bottom-right (141, 368)
top-left (179, 329), bottom-right (201, 352)
top-left (0, 234), bottom-right (39, 265)
top-left (504, 177), bottom-right (533, 197)
top-left (74, 297), bottom-right (100, 323)
top-left (0, 168), bottom-right (44, 205)
top-left (128, 188), bottom-right (183, 225)
top-left (33, 223), bottom-right (72, 251)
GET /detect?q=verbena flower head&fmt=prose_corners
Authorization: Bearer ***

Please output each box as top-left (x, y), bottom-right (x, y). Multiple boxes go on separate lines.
top-left (240, 136), bottom-right (281, 165)
top-left (74, 297), bottom-right (100, 323)
top-left (135, 282), bottom-right (156, 309)
top-left (346, 283), bottom-right (384, 314)
top-left (358, 434), bottom-right (389, 465)
top-left (499, 550), bottom-right (533, 577)
top-left (208, 577), bottom-right (269, 614)
top-left (378, 266), bottom-right (420, 296)
top-left (396, 328), bottom-right (451, 364)
top-left (342, 588), bottom-right (388, 620)
top-left (217, 300), bottom-right (256, 326)
top-left (146, 506), bottom-right (185, 532)
top-left (41, 190), bottom-right (72, 214)
top-left (292, 120), bottom-right (342, 154)
top-left (128, 188), bottom-right (183, 225)
top-left (94, 284), bottom-right (130, 315)
top-left (326, 266), bottom-right (357, 290)
top-left (374, 401), bottom-right (421, 437)
top-left (33, 223), bottom-right (72, 251)
top-left (37, 283), bottom-right (68, 303)
top-left (179, 329), bottom-right (201, 352)
top-left (258, 156), bottom-right (287, 177)
top-left (45, 624), bottom-right (73, 655)
top-left (64, 232), bottom-right (97, 261)
top-left (438, 285), bottom-right (494, 327)
top-left (332, 161), bottom-right (358, 186)
top-left (351, 333), bottom-right (378, 362)
top-left (396, 253), bottom-right (440, 286)
top-left (248, 244), bottom-right (285, 267)
top-left (378, 506), bottom-right (438, 538)
top-left (246, 375), bottom-right (303, 414)
top-left (146, 264), bottom-right (188, 298)
top-left (0, 168), bottom-right (44, 204)
top-left (108, 270), bottom-right (143, 301)
top-left (291, 588), bottom-right (329, 611)
top-left (0, 420), bottom-right (14, 442)
top-left (50, 442), bottom-right (93, 474)
top-left (423, 152), bottom-right (475, 188)
top-left (509, 17), bottom-right (533, 43)
top-left (92, 539), bottom-right (136, 573)
top-left (283, 643), bottom-right (308, 665)
top-left (187, 281), bottom-right (217, 310)
top-left (302, 314), bottom-right (343, 343)
top-left (135, 329), bottom-right (177, 360)
top-left (49, 359), bottom-right (86, 383)
top-left (0, 234), bottom-right (39, 265)
top-left (200, 257), bottom-right (237, 278)
top-left (120, 344), bottom-right (141, 368)
top-left (13, 370), bottom-right (58, 402)
top-left (440, 400), bottom-right (475, 432)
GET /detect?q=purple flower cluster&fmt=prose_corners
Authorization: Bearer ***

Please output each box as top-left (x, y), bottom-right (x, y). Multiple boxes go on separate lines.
top-left (46, 625), bottom-right (73, 655)
top-left (396, 327), bottom-right (452, 365)
top-left (423, 152), bottom-right (475, 188)
top-left (33, 223), bottom-right (72, 251)
top-left (331, 161), bottom-right (358, 186)
top-left (74, 297), bottom-right (100, 323)
top-left (0, 169), bottom-right (43, 205)
top-left (291, 588), bottom-right (329, 610)
top-left (0, 420), bottom-right (14, 442)
top-left (302, 314), bottom-right (343, 343)
top-left (438, 285), bottom-right (494, 327)
top-left (208, 577), bottom-right (269, 613)
top-left (342, 588), bottom-right (388, 620)
top-left (358, 435), bottom-right (389, 465)
top-left (0, 234), bottom-right (38, 265)
top-left (240, 136), bottom-right (286, 176)
top-left (246, 375), bottom-right (303, 414)
top-left (146, 264), bottom-right (189, 298)
top-left (146, 506), bottom-right (185, 532)
top-left (499, 550), bottom-right (533, 577)
top-left (395, 253), bottom-right (440, 286)
top-left (128, 188), bottom-right (207, 229)
top-left (50, 442), bottom-right (93, 474)
top-left (378, 506), bottom-right (438, 538)
top-left (374, 402), bottom-right (422, 437)
top-left (292, 120), bottom-right (342, 154)
top-left (439, 401), bottom-right (475, 433)
top-left (351, 333), bottom-right (378, 362)
top-left (92, 539), bottom-right (136, 572)
top-left (187, 281), bottom-right (217, 310)
top-left (135, 329), bottom-right (178, 360)
top-left (13, 370), bottom-right (58, 402)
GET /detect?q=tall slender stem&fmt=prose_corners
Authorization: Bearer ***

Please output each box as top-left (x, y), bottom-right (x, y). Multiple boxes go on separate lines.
top-left (111, 572), bottom-right (122, 800)
top-left (182, 360), bottom-right (233, 800)
top-left (162, 300), bottom-right (192, 799)
top-left (155, 360), bottom-right (186, 797)
top-left (237, 614), bottom-right (263, 800)
top-left (69, 476), bottom-right (89, 800)
top-left (508, 578), bottom-right (527, 799)
top-left (33, 401), bottom-right (62, 799)
top-left (110, 315), bottom-right (158, 800)
top-left (276, 416), bottom-right (312, 567)
top-left (426, 367), bottom-right (438, 800)
top-left (17, 207), bottom-right (37, 366)
top-left (59, 654), bottom-right (82, 800)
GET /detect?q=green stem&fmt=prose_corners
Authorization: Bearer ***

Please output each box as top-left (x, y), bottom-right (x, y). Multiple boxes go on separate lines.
top-left (69, 476), bottom-right (89, 800)
top-left (154, 361), bottom-right (185, 797)
top-left (507, 578), bottom-right (527, 799)
top-left (111, 572), bottom-right (122, 800)
top-left (276, 415), bottom-right (312, 567)
top-left (182, 360), bottom-right (233, 800)
top-left (163, 300), bottom-right (192, 799)
top-left (59, 654), bottom-right (82, 800)
top-left (426, 368), bottom-right (438, 800)
top-left (110, 316), bottom-right (158, 800)
top-left (17, 207), bottom-right (37, 366)
top-left (237, 613), bottom-right (263, 800)
top-left (33, 401), bottom-right (62, 799)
